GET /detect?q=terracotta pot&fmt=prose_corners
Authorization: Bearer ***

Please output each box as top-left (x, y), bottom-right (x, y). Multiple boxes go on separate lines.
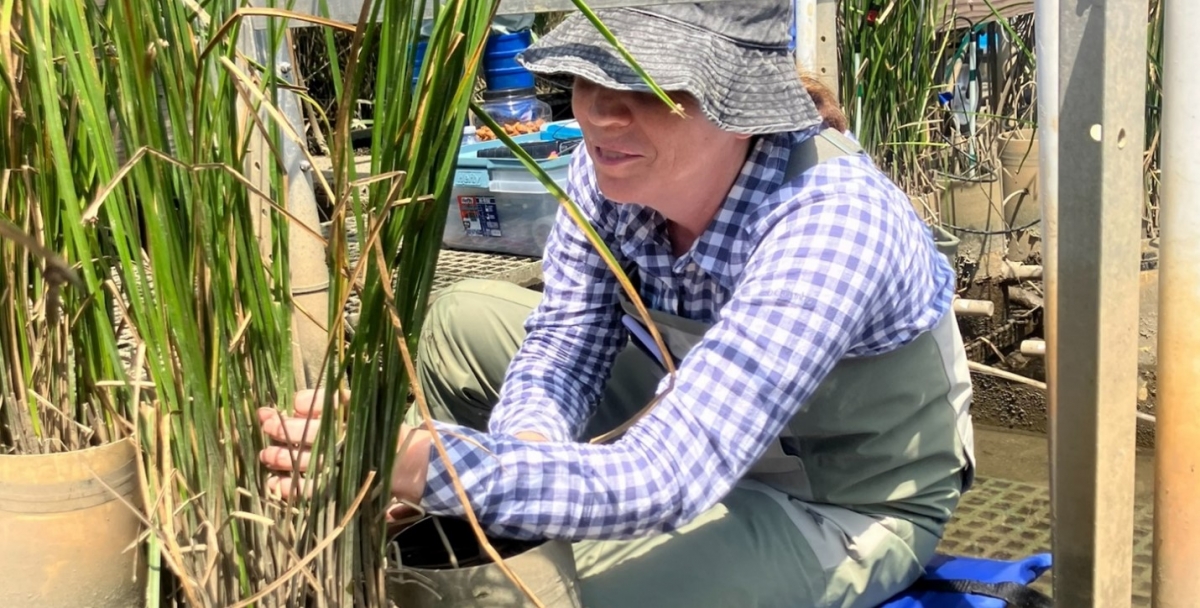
top-left (930, 223), bottom-right (960, 266)
top-left (938, 167), bottom-right (1007, 267)
top-left (0, 437), bottom-right (145, 608)
top-left (388, 517), bottom-right (582, 608)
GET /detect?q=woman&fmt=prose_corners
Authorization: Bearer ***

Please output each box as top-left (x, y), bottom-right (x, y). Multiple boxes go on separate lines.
top-left (259, 2), bottom-right (976, 606)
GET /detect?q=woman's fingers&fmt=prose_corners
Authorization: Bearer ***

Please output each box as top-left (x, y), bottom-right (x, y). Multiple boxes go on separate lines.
top-left (292, 389), bottom-right (321, 418)
top-left (292, 387), bottom-right (350, 418)
top-left (259, 445), bottom-right (312, 472)
top-left (257, 407), bottom-right (322, 446)
top-left (265, 474), bottom-right (307, 499)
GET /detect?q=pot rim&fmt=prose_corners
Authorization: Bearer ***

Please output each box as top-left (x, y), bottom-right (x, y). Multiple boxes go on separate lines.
top-left (0, 435), bottom-right (135, 460)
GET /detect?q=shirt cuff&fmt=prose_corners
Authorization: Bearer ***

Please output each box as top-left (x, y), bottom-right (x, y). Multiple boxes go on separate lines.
top-left (420, 421), bottom-right (500, 520)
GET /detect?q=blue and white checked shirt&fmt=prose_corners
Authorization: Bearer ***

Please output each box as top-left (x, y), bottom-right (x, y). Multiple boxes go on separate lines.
top-left (420, 127), bottom-right (956, 541)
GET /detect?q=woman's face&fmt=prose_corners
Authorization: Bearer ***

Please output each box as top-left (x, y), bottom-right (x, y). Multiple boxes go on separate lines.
top-left (571, 77), bottom-right (750, 213)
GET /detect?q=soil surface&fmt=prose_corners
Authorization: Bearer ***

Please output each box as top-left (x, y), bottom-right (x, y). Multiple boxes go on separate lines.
top-left (966, 265), bottom-right (1160, 449)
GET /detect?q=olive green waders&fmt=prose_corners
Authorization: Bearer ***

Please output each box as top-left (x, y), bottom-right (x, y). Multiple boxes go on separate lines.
top-left (413, 277), bottom-right (975, 608)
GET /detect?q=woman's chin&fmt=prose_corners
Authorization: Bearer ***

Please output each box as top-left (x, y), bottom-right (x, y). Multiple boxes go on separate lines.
top-left (595, 177), bottom-right (646, 206)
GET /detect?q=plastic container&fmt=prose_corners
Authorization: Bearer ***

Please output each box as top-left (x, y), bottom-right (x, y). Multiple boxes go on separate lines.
top-left (443, 130), bottom-right (577, 258)
top-left (461, 125), bottom-right (478, 147)
top-left (472, 30), bottom-right (553, 139)
top-left (472, 88), bottom-right (552, 138)
top-left (412, 39), bottom-right (428, 89)
top-left (482, 30), bottom-right (535, 91)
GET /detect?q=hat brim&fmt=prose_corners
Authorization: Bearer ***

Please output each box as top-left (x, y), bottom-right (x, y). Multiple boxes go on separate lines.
top-left (517, 10), bottom-right (822, 135)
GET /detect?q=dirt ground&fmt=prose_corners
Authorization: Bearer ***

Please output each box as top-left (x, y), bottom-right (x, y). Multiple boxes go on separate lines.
top-left (966, 266), bottom-right (1160, 449)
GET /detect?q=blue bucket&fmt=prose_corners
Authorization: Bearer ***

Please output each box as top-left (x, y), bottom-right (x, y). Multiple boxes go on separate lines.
top-left (483, 30), bottom-right (534, 91)
top-left (412, 39), bottom-right (429, 88)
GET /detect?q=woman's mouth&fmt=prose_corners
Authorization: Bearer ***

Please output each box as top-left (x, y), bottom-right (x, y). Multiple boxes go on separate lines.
top-left (593, 146), bottom-right (641, 166)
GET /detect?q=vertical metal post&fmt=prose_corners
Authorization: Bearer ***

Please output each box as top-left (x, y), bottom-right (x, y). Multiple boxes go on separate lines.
top-left (1050, 0), bottom-right (1146, 605)
top-left (242, 26), bottom-right (332, 389)
top-left (812, 0), bottom-right (840, 101)
top-left (793, 0), bottom-right (817, 69)
top-left (789, 0), bottom-right (840, 106)
top-left (1152, 1), bottom-right (1200, 604)
top-left (1034, 0), bottom-right (1061, 595)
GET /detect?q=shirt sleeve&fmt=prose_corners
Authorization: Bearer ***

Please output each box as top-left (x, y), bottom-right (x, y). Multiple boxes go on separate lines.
top-left (421, 188), bottom-right (921, 541)
top-left (485, 148), bottom-right (628, 443)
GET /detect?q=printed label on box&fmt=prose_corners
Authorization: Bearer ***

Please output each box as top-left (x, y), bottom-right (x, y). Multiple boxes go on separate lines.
top-left (454, 169), bottom-right (490, 189)
top-left (457, 196), bottom-right (502, 238)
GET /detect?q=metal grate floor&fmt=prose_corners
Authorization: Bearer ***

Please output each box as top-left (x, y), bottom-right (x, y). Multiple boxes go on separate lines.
top-left (432, 249), bottom-right (543, 294)
top-left (940, 476), bottom-right (1155, 605)
top-left (319, 218), bottom-right (544, 316)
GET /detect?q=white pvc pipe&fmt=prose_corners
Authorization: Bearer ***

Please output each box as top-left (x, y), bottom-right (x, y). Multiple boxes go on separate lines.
top-left (1020, 339), bottom-right (1046, 357)
top-left (953, 297), bottom-right (995, 317)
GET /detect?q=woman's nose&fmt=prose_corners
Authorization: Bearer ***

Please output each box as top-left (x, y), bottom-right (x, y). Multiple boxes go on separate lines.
top-left (578, 86), bottom-right (633, 128)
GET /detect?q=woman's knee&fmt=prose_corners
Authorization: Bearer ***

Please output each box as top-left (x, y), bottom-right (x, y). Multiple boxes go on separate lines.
top-left (419, 280), bottom-right (539, 364)
top-left (415, 280), bottom-right (541, 427)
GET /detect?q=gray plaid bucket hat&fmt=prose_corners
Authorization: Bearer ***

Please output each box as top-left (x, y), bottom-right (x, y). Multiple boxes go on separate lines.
top-left (516, 1), bottom-right (822, 135)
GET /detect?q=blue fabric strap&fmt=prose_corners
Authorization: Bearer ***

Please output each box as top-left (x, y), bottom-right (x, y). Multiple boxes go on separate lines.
top-left (880, 553), bottom-right (1053, 608)
top-left (907, 578), bottom-right (1053, 608)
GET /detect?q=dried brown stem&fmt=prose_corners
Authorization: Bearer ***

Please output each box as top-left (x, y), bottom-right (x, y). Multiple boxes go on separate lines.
top-left (369, 240), bottom-right (546, 608)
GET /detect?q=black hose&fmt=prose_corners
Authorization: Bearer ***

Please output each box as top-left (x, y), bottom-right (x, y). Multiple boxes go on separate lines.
top-left (944, 217), bottom-right (1041, 236)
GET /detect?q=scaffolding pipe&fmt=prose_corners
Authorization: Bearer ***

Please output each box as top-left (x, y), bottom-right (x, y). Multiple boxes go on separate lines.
top-left (1035, 0), bottom-right (1063, 595)
top-left (1035, 0), bottom-right (1059, 490)
top-left (1152, 1), bottom-right (1200, 603)
top-left (1050, 0), bottom-right (1145, 605)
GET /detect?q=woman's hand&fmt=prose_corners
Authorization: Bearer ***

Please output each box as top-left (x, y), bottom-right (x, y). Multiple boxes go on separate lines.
top-left (257, 388), bottom-right (343, 498)
top-left (391, 422), bottom-right (431, 506)
top-left (256, 389), bottom-right (433, 514)
top-left (258, 391), bottom-right (548, 525)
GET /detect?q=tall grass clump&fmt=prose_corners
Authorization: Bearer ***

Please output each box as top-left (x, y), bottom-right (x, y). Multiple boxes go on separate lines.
top-left (0, 0), bottom-right (143, 455)
top-left (1144, 0), bottom-right (1163, 238)
top-left (0, 0), bottom-right (679, 603)
top-left (0, 0), bottom-right (496, 604)
top-left (838, 0), bottom-right (956, 195)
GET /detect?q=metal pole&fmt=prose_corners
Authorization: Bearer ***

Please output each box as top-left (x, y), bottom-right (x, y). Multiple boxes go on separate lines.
top-left (1050, 0), bottom-right (1145, 604)
top-left (242, 28), bottom-right (332, 389)
top-left (1153, 1), bottom-right (1200, 604)
top-left (1035, 0), bottom-right (1062, 594)
top-left (1036, 0), bottom-right (1065, 593)
top-left (793, 0), bottom-right (817, 69)
top-left (812, 0), bottom-right (841, 100)
top-left (1035, 5), bottom-right (1059, 528)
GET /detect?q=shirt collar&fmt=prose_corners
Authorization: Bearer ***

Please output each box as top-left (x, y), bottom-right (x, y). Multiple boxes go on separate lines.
top-left (687, 131), bottom-right (798, 288)
top-left (609, 129), bottom-right (815, 289)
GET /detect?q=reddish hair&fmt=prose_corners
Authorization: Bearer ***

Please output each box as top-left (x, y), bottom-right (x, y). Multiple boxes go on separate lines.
top-left (800, 73), bottom-right (848, 133)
